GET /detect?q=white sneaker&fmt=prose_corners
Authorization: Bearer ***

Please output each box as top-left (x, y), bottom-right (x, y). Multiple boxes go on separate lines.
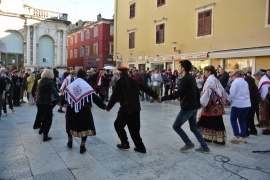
top-left (11, 109), bottom-right (15, 114)
top-left (2, 113), bottom-right (7, 117)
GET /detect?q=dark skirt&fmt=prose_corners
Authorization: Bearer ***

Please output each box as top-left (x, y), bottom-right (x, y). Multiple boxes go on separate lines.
top-left (66, 106), bottom-right (96, 138)
top-left (197, 115), bottom-right (226, 143)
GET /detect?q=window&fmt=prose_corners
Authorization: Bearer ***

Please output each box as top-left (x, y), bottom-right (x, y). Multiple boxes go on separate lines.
top-left (70, 50), bottom-right (73, 59)
top-left (157, 0), bottom-right (165, 7)
top-left (93, 43), bottom-right (98, 55)
top-left (70, 36), bottom-right (73, 45)
top-left (197, 10), bottom-right (212, 36)
top-left (74, 49), bottom-right (78, 58)
top-left (130, 3), bottom-right (136, 19)
top-left (86, 45), bottom-right (90, 56)
top-left (109, 42), bottom-right (114, 54)
top-left (81, 31), bottom-right (84, 41)
top-left (86, 29), bottom-right (90, 39)
top-left (75, 33), bottom-right (78, 43)
top-left (80, 47), bottom-right (84, 57)
top-left (94, 25), bottom-right (98, 37)
top-left (129, 32), bottom-right (135, 49)
top-left (110, 24), bottom-right (114, 35)
top-left (156, 23), bottom-right (164, 44)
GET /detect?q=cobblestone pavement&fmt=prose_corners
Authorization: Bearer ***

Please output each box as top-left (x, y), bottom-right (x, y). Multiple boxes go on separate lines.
top-left (0, 100), bottom-right (270, 180)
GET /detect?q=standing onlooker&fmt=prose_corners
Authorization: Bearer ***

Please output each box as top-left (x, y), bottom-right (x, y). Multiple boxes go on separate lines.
top-left (244, 73), bottom-right (260, 136)
top-left (161, 60), bottom-right (210, 153)
top-left (195, 73), bottom-right (204, 94)
top-left (26, 72), bottom-right (36, 105)
top-left (141, 70), bottom-right (151, 101)
top-left (197, 65), bottom-right (228, 145)
top-left (254, 69), bottom-right (270, 135)
top-left (227, 70), bottom-right (251, 143)
top-left (161, 70), bottom-right (170, 96)
top-left (0, 68), bottom-right (7, 120)
top-left (217, 67), bottom-right (230, 89)
top-left (110, 71), bottom-right (120, 92)
top-left (12, 70), bottom-right (21, 107)
top-left (36, 69), bottom-right (60, 141)
top-left (151, 68), bottom-right (163, 102)
top-left (2, 72), bottom-right (15, 116)
top-left (61, 67), bottom-right (70, 81)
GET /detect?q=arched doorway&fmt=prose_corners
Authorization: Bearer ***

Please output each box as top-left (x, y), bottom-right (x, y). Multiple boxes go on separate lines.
top-left (0, 30), bottom-right (24, 69)
top-left (38, 35), bottom-right (54, 67)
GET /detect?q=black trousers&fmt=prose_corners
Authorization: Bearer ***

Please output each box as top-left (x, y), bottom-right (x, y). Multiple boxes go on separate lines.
top-left (37, 104), bottom-right (53, 135)
top-left (114, 111), bottom-right (145, 150)
top-left (13, 87), bottom-right (20, 105)
top-left (3, 94), bottom-right (13, 113)
top-left (246, 105), bottom-right (257, 134)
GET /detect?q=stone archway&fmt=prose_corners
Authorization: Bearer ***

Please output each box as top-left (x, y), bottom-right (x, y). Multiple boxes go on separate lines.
top-left (38, 35), bottom-right (54, 67)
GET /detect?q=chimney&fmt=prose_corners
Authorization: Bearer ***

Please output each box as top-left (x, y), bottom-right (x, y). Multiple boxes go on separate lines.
top-left (62, 13), bottom-right (68, 21)
top-left (97, 13), bottom-right (102, 21)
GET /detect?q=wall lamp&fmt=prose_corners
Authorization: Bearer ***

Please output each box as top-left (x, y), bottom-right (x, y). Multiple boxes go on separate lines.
top-left (172, 42), bottom-right (181, 54)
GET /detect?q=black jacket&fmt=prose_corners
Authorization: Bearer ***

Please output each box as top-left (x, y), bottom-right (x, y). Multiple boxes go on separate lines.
top-left (36, 78), bottom-right (59, 105)
top-left (217, 73), bottom-right (229, 89)
top-left (4, 77), bottom-right (13, 95)
top-left (107, 76), bottom-right (158, 113)
top-left (161, 73), bottom-right (199, 111)
top-left (0, 77), bottom-right (6, 95)
top-left (244, 76), bottom-right (260, 107)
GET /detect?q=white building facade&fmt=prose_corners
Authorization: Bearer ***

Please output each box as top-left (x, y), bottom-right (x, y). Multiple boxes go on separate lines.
top-left (0, 0), bottom-right (70, 69)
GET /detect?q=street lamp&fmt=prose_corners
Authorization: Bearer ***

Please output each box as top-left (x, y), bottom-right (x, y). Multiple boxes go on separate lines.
top-left (172, 42), bottom-right (181, 54)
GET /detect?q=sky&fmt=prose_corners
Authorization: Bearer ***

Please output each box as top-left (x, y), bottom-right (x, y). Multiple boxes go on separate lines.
top-left (23, 0), bottom-right (114, 23)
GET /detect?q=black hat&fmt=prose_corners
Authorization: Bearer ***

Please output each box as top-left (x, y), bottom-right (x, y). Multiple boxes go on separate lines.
top-left (117, 66), bottom-right (128, 71)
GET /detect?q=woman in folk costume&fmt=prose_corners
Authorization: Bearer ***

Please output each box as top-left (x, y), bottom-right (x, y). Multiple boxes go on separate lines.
top-left (197, 65), bottom-right (228, 145)
top-left (64, 70), bottom-right (107, 154)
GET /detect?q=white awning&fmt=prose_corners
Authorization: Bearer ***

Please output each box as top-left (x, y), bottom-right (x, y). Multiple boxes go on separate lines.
top-left (209, 47), bottom-right (270, 58)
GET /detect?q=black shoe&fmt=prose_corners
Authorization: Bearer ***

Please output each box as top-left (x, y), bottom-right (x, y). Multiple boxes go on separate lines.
top-left (204, 138), bottom-right (212, 143)
top-left (39, 129), bottom-right (43, 134)
top-left (58, 109), bottom-right (65, 113)
top-left (117, 142), bottom-right (130, 149)
top-left (134, 147), bottom-right (146, 153)
top-left (80, 146), bottom-right (86, 154)
top-left (43, 136), bottom-right (52, 142)
top-left (213, 140), bottom-right (225, 145)
top-left (250, 132), bottom-right (257, 135)
top-left (67, 141), bottom-right (73, 148)
top-left (33, 125), bottom-right (41, 129)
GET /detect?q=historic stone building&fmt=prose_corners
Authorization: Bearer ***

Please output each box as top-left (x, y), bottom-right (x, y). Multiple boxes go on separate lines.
top-left (0, 0), bottom-right (70, 70)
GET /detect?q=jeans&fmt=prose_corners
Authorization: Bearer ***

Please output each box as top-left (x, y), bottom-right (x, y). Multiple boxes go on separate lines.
top-left (230, 106), bottom-right (250, 137)
top-left (173, 109), bottom-right (208, 149)
top-left (141, 91), bottom-right (149, 100)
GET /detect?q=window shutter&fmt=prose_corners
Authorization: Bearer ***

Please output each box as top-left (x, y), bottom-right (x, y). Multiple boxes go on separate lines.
top-left (268, 0), bottom-right (270, 24)
top-left (204, 10), bottom-right (212, 35)
top-left (159, 24), bottom-right (164, 43)
top-left (129, 32), bottom-right (135, 49)
top-left (197, 12), bottom-right (204, 36)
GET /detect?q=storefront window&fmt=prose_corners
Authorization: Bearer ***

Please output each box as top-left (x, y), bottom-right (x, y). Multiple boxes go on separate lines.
top-left (225, 58), bottom-right (252, 72)
top-left (191, 60), bottom-right (209, 72)
top-left (151, 62), bottom-right (164, 72)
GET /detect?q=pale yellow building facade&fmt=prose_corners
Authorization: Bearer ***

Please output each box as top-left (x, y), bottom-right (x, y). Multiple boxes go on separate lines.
top-left (114, 0), bottom-right (270, 74)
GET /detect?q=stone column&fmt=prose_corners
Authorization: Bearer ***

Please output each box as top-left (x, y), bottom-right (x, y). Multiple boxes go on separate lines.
top-left (26, 26), bottom-right (31, 66)
top-left (57, 29), bottom-right (61, 66)
top-left (62, 30), bottom-right (67, 66)
top-left (33, 26), bottom-right (37, 66)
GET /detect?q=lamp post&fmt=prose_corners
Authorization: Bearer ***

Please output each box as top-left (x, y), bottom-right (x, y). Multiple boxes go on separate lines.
top-left (172, 42), bottom-right (181, 54)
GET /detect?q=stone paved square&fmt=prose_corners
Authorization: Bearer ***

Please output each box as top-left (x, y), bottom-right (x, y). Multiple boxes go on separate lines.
top-left (0, 100), bottom-right (270, 180)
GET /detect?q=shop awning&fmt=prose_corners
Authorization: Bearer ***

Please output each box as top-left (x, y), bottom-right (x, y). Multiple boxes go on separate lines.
top-left (208, 47), bottom-right (270, 58)
top-left (173, 52), bottom-right (208, 60)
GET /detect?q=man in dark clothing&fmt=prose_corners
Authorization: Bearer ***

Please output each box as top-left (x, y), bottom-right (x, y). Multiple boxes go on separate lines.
top-left (244, 75), bottom-right (260, 136)
top-left (61, 67), bottom-right (70, 81)
top-left (11, 70), bottom-right (21, 107)
top-left (217, 67), bottom-right (230, 89)
top-left (141, 70), bottom-right (151, 101)
top-left (161, 60), bottom-right (210, 153)
top-left (106, 66), bottom-right (160, 154)
top-left (0, 69), bottom-right (7, 119)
